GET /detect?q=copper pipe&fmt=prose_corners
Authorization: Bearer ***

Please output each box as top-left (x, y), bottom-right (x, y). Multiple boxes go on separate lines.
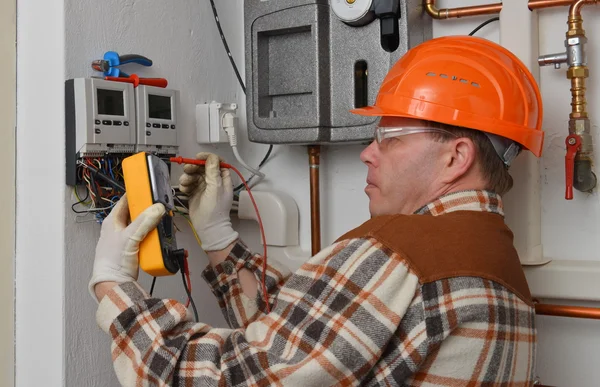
top-left (571, 0), bottom-right (599, 19)
top-left (529, 0), bottom-right (598, 10)
top-left (308, 145), bottom-right (321, 255)
top-left (535, 303), bottom-right (600, 319)
top-left (423, 0), bottom-right (502, 19)
top-left (529, 0), bottom-right (578, 10)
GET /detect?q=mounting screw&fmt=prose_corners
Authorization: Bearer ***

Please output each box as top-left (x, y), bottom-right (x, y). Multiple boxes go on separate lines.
top-left (568, 137), bottom-right (577, 145)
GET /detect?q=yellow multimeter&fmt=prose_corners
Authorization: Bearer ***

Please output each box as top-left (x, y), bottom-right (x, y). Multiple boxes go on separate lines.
top-left (122, 152), bottom-right (181, 276)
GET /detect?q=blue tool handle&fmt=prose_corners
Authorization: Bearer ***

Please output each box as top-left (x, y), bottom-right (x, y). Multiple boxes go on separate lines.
top-left (119, 54), bottom-right (153, 67)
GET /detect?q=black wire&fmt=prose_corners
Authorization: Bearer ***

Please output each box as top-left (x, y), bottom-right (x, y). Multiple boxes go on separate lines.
top-left (71, 187), bottom-right (95, 214)
top-left (181, 269), bottom-right (199, 322)
top-left (468, 17), bottom-right (500, 36)
top-left (207, 0), bottom-right (274, 191)
top-left (83, 163), bottom-right (126, 192)
top-left (208, 0), bottom-right (246, 95)
top-left (149, 277), bottom-right (157, 296)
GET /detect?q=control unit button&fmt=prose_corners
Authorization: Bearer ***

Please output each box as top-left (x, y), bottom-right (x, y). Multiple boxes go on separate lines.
top-left (124, 121), bottom-right (130, 126)
top-left (152, 123), bottom-right (161, 128)
top-left (146, 122), bottom-right (151, 128)
top-left (95, 119), bottom-right (101, 125)
top-left (102, 120), bottom-right (112, 125)
top-left (162, 124), bottom-right (169, 129)
top-left (171, 124), bottom-right (176, 129)
top-left (113, 120), bottom-right (122, 126)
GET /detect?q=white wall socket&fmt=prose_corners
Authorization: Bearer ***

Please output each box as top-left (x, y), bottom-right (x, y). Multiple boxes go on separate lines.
top-left (196, 101), bottom-right (237, 144)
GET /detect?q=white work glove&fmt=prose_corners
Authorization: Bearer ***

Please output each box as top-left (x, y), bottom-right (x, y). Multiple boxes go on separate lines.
top-left (179, 152), bottom-right (239, 251)
top-left (88, 194), bottom-right (166, 301)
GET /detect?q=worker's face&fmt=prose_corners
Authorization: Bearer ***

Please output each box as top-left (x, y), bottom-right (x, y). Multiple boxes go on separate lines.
top-left (360, 117), bottom-right (447, 216)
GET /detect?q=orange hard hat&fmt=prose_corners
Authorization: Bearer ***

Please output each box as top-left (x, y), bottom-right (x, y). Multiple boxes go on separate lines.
top-left (352, 36), bottom-right (544, 157)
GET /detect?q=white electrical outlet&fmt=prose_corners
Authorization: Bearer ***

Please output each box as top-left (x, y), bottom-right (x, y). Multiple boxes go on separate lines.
top-left (196, 101), bottom-right (237, 144)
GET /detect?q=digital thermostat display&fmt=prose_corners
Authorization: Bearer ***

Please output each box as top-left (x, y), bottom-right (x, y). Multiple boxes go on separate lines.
top-left (97, 88), bottom-right (125, 116)
top-left (148, 94), bottom-right (172, 120)
top-left (136, 85), bottom-right (179, 154)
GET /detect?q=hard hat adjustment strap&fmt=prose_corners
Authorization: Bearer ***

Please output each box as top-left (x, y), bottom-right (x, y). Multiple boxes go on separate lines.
top-left (484, 133), bottom-right (521, 168)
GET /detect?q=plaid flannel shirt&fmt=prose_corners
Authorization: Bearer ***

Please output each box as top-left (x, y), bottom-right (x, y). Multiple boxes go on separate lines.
top-left (97, 190), bottom-right (536, 386)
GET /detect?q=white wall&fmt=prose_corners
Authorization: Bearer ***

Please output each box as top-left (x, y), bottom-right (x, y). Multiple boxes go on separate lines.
top-left (0, 0), bottom-right (16, 385)
top-left (15, 0), bottom-right (600, 386)
top-left (534, 6), bottom-right (600, 386)
top-left (16, 0), bottom-right (65, 386)
top-left (539, 7), bottom-right (600, 259)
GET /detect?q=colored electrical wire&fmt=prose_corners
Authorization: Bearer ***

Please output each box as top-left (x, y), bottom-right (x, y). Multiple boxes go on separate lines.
top-left (468, 17), bottom-right (500, 36)
top-left (170, 156), bottom-right (271, 313)
top-left (172, 199), bottom-right (201, 309)
top-left (182, 213), bottom-right (203, 247)
top-left (183, 256), bottom-right (192, 308)
top-left (71, 156), bottom-right (126, 223)
top-left (207, 0), bottom-right (246, 95)
top-left (77, 161), bottom-right (125, 192)
top-left (206, 0), bottom-right (274, 191)
top-left (179, 250), bottom-right (199, 322)
top-left (73, 186), bottom-right (90, 206)
top-left (233, 144), bottom-right (274, 192)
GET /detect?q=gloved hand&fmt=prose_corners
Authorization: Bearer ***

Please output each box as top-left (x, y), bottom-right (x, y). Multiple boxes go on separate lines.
top-left (88, 194), bottom-right (166, 301)
top-left (179, 152), bottom-right (239, 251)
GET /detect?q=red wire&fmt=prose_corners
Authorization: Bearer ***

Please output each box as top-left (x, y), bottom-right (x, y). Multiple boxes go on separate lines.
top-left (170, 157), bottom-right (271, 313)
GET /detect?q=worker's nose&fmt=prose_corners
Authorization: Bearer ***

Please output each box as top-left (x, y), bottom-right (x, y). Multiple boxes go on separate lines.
top-left (360, 140), bottom-right (379, 167)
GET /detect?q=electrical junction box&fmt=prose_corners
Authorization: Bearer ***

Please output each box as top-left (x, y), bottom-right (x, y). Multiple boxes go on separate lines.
top-left (244, 0), bottom-right (432, 144)
top-left (196, 101), bottom-right (238, 144)
top-left (135, 85), bottom-right (180, 155)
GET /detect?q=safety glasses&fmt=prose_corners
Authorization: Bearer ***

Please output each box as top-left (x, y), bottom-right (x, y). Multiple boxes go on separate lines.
top-left (374, 125), bottom-right (458, 144)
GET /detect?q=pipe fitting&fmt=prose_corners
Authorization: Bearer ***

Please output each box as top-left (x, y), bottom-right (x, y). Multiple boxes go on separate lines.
top-left (570, 119), bottom-right (597, 193)
top-left (574, 159), bottom-right (597, 193)
top-left (569, 119), bottom-right (592, 153)
top-left (568, 71), bottom-right (589, 119)
top-left (567, 66), bottom-right (589, 79)
top-left (538, 52), bottom-right (567, 67)
top-left (565, 36), bottom-right (587, 66)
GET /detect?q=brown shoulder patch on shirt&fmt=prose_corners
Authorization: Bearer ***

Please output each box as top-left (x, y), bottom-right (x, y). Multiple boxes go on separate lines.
top-left (336, 212), bottom-right (532, 305)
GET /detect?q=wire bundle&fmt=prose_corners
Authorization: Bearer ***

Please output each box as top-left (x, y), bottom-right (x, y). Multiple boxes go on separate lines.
top-left (72, 156), bottom-right (126, 222)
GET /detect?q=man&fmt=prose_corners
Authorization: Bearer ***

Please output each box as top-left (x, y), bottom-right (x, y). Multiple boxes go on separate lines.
top-left (90, 36), bottom-right (543, 386)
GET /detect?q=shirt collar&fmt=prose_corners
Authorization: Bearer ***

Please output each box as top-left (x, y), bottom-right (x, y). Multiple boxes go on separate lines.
top-left (414, 190), bottom-right (504, 217)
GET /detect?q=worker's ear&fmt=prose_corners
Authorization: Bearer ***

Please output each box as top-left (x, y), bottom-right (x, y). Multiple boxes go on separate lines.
top-left (440, 137), bottom-right (478, 183)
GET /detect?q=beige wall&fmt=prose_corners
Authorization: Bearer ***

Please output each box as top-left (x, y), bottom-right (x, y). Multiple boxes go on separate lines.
top-left (0, 0), bottom-right (16, 385)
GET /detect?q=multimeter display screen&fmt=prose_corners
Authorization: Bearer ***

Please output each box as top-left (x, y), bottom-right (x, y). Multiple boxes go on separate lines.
top-left (97, 88), bottom-right (125, 116)
top-left (148, 95), bottom-right (172, 120)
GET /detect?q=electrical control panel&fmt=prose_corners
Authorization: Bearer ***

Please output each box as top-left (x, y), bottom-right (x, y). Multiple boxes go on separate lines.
top-left (65, 78), bottom-right (137, 187)
top-left (244, 0), bottom-right (432, 145)
top-left (65, 78), bottom-right (136, 157)
top-left (136, 85), bottom-right (180, 155)
top-left (66, 78), bottom-right (179, 224)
